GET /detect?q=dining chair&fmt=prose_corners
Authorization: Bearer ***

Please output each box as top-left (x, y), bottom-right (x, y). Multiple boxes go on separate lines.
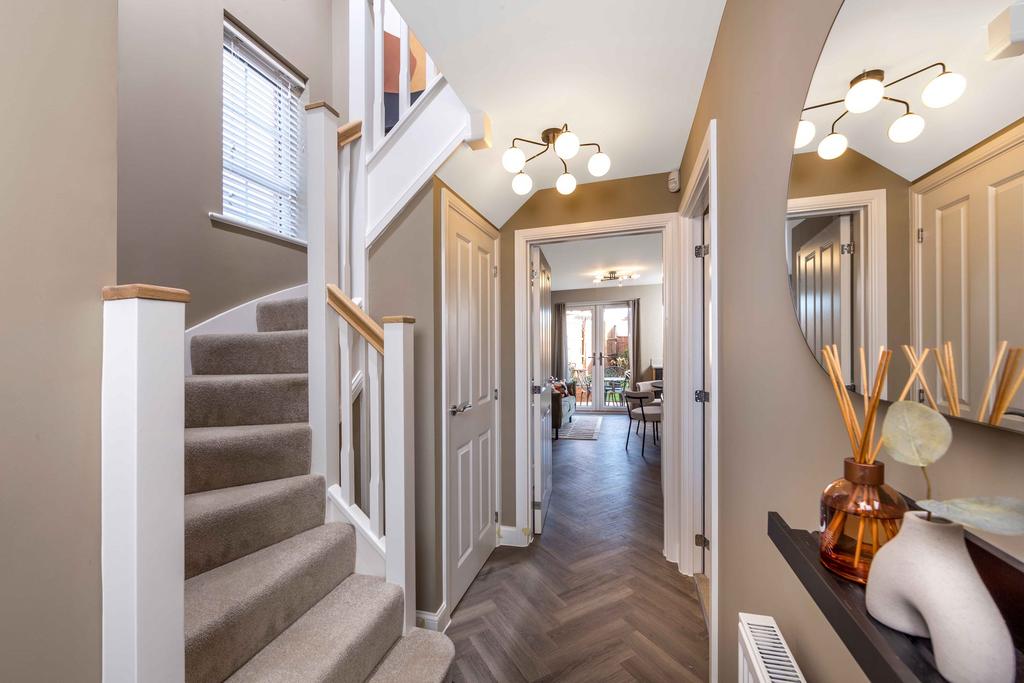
top-left (636, 380), bottom-right (663, 407)
top-left (623, 389), bottom-right (660, 461)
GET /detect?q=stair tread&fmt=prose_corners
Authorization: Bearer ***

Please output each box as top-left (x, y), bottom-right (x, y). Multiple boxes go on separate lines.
top-left (256, 297), bottom-right (308, 332)
top-left (185, 474), bottom-right (325, 578)
top-left (191, 330), bottom-right (307, 375)
top-left (185, 423), bottom-right (311, 493)
top-left (186, 523), bottom-right (354, 683)
top-left (227, 574), bottom-right (403, 682)
top-left (366, 628), bottom-right (455, 683)
top-left (185, 374), bottom-right (308, 428)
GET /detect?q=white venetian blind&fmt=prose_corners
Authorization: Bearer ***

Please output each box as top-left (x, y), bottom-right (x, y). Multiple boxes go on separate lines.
top-left (222, 20), bottom-right (305, 239)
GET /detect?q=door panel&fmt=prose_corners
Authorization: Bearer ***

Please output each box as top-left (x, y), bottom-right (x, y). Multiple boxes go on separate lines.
top-left (795, 217), bottom-right (853, 380)
top-left (531, 247), bottom-right (553, 532)
top-left (446, 193), bottom-right (498, 608)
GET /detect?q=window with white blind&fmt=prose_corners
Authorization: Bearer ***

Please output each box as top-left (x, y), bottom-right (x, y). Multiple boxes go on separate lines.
top-left (221, 19), bottom-right (306, 241)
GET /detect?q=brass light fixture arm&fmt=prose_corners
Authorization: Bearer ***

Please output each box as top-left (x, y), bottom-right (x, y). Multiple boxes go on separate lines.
top-left (524, 145), bottom-right (550, 164)
top-left (580, 142), bottom-right (602, 153)
top-left (560, 157), bottom-right (568, 173)
top-left (884, 62), bottom-right (946, 89)
top-left (883, 95), bottom-right (912, 115)
top-left (830, 110), bottom-right (848, 134)
top-left (802, 62), bottom-right (949, 114)
top-left (512, 136), bottom-right (548, 149)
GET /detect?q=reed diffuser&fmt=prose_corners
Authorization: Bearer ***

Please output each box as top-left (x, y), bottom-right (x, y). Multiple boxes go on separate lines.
top-left (819, 345), bottom-right (908, 584)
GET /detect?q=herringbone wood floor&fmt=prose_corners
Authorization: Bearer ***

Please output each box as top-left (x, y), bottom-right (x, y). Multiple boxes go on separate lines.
top-left (448, 415), bottom-right (709, 682)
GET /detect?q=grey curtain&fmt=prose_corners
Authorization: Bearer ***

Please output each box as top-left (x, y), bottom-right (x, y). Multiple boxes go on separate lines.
top-left (629, 298), bottom-right (641, 388)
top-left (552, 302), bottom-right (566, 379)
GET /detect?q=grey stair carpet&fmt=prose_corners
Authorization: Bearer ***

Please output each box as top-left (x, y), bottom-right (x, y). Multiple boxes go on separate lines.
top-left (184, 295), bottom-right (453, 682)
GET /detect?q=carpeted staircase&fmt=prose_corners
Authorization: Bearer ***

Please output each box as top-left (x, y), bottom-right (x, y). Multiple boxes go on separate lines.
top-left (184, 296), bottom-right (453, 682)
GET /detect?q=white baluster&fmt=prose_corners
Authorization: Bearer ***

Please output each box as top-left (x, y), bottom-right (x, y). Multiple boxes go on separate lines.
top-left (383, 316), bottom-right (416, 632)
top-left (101, 285), bottom-right (188, 682)
top-left (367, 347), bottom-right (384, 536)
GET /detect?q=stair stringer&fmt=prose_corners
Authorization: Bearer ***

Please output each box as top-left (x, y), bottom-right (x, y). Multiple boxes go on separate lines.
top-left (327, 484), bottom-right (387, 577)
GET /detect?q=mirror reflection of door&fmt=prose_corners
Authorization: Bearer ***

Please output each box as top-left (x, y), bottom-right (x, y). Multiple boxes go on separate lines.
top-left (564, 303), bottom-right (633, 411)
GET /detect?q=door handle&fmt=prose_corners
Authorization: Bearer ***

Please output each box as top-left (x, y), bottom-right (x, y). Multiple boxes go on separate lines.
top-left (449, 400), bottom-right (472, 416)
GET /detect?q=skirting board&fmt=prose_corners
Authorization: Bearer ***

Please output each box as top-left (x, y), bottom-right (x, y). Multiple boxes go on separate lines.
top-left (416, 603), bottom-right (451, 633)
top-left (498, 525), bottom-right (531, 548)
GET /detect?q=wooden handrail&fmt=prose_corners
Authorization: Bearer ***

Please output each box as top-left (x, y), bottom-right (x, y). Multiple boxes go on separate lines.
top-left (338, 120), bottom-right (363, 148)
top-left (327, 284), bottom-right (383, 353)
top-left (102, 284), bottom-right (191, 303)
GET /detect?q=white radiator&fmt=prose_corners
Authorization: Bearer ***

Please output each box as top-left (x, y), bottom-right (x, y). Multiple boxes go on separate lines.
top-left (738, 613), bottom-right (806, 683)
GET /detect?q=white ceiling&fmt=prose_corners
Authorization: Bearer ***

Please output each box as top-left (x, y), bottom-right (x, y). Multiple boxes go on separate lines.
top-left (540, 233), bottom-right (663, 291)
top-left (799, 0), bottom-right (1024, 180)
top-left (392, 0), bottom-right (726, 227)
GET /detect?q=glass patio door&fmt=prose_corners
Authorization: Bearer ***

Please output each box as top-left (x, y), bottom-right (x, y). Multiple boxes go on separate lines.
top-left (564, 303), bottom-right (632, 411)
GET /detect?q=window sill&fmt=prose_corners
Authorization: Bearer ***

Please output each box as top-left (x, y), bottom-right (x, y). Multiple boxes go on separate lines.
top-left (209, 212), bottom-right (308, 249)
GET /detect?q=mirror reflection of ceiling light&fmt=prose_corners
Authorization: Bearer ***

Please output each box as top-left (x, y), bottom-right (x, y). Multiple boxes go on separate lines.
top-left (796, 62), bottom-right (965, 159)
top-left (500, 124), bottom-right (610, 195)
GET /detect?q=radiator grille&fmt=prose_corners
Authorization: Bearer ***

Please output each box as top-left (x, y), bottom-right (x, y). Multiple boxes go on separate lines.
top-left (738, 613), bottom-right (806, 683)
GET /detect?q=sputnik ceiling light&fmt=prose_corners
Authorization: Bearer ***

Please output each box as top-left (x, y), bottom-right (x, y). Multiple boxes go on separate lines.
top-left (501, 124), bottom-right (610, 196)
top-left (794, 63), bottom-right (966, 159)
top-left (592, 270), bottom-right (638, 286)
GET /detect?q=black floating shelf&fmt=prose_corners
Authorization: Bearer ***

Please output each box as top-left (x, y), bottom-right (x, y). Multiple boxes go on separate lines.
top-left (768, 511), bottom-right (1024, 682)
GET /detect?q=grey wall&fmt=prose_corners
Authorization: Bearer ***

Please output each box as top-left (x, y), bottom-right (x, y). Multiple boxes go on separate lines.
top-left (679, 0), bottom-right (1024, 680)
top-left (498, 173), bottom-right (680, 521)
top-left (551, 283), bottom-right (664, 380)
top-left (118, 0), bottom-right (340, 326)
top-left (0, 2), bottom-right (117, 679)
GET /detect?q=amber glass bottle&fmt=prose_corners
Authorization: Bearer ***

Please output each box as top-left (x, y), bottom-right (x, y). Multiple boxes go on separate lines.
top-left (819, 458), bottom-right (909, 584)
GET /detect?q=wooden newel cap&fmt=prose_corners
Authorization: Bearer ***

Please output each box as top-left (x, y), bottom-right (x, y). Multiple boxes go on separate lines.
top-left (382, 315), bottom-right (416, 324)
top-left (304, 101), bottom-right (340, 117)
top-left (102, 284), bottom-right (191, 303)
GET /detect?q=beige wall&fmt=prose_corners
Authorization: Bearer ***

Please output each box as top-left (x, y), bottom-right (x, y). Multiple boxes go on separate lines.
top-left (679, 1), bottom-right (1024, 680)
top-left (789, 149), bottom-right (913, 390)
top-left (551, 283), bottom-right (664, 380)
top-left (117, 0), bottom-right (339, 326)
top-left (367, 181), bottom-right (445, 612)
top-left (0, 2), bottom-right (117, 679)
top-left (498, 173), bottom-right (680, 521)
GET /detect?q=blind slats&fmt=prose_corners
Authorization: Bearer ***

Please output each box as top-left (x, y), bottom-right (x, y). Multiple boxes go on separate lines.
top-left (222, 23), bottom-right (304, 239)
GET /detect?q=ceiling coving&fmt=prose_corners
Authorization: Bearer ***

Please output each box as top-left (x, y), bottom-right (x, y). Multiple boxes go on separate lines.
top-left (501, 124), bottom-right (610, 196)
top-left (796, 63), bottom-right (967, 160)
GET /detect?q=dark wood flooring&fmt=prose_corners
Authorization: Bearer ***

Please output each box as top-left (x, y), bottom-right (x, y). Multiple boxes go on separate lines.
top-left (448, 414), bottom-right (709, 682)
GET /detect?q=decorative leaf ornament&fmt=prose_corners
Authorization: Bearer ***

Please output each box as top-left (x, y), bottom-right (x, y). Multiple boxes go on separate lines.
top-left (881, 401), bottom-right (952, 467)
top-left (918, 497), bottom-right (1024, 535)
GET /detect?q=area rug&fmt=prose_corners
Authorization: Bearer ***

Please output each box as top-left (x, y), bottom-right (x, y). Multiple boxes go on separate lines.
top-left (557, 415), bottom-right (603, 440)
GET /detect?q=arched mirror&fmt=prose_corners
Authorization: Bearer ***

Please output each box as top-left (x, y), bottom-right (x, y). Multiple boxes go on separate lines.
top-left (787, 0), bottom-right (1024, 433)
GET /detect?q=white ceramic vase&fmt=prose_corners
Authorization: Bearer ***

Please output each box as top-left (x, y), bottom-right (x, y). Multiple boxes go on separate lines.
top-left (865, 511), bottom-right (1015, 683)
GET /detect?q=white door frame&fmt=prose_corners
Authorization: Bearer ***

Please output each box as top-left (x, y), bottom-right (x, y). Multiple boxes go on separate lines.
top-left (433, 187), bottom-right (501, 634)
top-left (512, 212), bottom-right (682, 548)
top-left (787, 189), bottom-right (888, 396)
top-left (677, 119), bottom-right (719, 681)
top-left (561, 300), bottom-right (636, 413)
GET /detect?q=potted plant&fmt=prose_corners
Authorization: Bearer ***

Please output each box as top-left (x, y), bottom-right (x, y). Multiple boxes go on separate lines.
top-left (865, 400), bottom-right (1024, 683)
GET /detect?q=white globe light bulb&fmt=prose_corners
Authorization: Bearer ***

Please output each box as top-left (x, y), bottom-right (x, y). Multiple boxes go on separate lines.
top-left (555, 173), bottom-right (577, 195)
top-left (511, 172), bottom-right (533, 196)
top-left (817, 132), bottom-right (848, 160)
top-left (921, 71), bottom-right (966, 109)
top-left (554, 131), bottom-right (580, 159)
top-left (794, 119), bottom-right (816, 149)
top-left (888, 113), bottom-right (925, 143)
top-left (501, 146), bottom-right (526, 173)
top-left (587, 152), bottom-right (611, 177)
top-left (844, 74), bottom-right (885, 113)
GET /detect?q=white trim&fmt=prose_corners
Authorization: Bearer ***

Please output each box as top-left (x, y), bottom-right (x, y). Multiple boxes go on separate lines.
top-left (439, 188), bottom-right (501, 626)
top-left (367, 75), bottom-right (448, 168)
top-left (787, 189), bottom-right (889, 398)
top-left (416, 603), bottom-right (451, 633)
top-left (366, 120), bottom-right (467, 247)
top-left (513, 212), bottom-right (681, 547)
top-left (209, 212), bottom-right (309, 248)
top-left (677, 119), bottom-right (719, 683)
top-left (497, 525), bottom-right (530, 548)
top-left (183, 284), bottom-right (307, 374)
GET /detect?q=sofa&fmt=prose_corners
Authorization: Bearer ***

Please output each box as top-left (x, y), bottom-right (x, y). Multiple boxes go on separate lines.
top-left (551, 380), bottom-right (576, 439)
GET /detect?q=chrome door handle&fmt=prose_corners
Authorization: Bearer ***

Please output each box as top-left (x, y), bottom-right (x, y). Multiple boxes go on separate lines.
top-left (449, 400), bottom-right (472, 416)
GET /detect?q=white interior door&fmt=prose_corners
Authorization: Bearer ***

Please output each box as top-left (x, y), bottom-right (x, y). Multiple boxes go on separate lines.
top-left (531, 246), bottom-right (553, 533)
top-left (697, 211), bottom-right (713, 601)
top-left (445, 192), bottom-right (498, 609)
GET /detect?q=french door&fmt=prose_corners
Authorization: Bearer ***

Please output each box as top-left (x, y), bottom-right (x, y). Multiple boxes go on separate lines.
top-left (564, 303), bottom-right (632, 411)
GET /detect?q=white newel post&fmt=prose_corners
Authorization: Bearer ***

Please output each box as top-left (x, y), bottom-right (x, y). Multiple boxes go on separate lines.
top-left (101, 285), bottom-right (189, 682)
top-left (306, 102), bottom-right (341, 484)
top-left (383, 317), bottom-right (416, 632)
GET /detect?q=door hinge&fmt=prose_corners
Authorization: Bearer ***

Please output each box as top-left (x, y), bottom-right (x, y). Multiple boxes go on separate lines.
top-left (840, 241), bottom-right (855, 255)
top-left (494, 511), bottom-right (499, 523)
top-left (531, 384), bottom-right (543, 395)
top-left (532, 500), bottom-right (541, 510)
top-left (494, 387), bottom-right (499, 399)
top-left (918, 388), bottom-right (925, 403)
top-left (694, 389), bottom-right (710, 403)
top-left (695, 533), bottom-right (710, 550)
top-left (694, 244), bottom-right (710, 258)
top-left (917, 228), bottom-right (924, 243)
top-left (493, 265), bottom-right (498, 278)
